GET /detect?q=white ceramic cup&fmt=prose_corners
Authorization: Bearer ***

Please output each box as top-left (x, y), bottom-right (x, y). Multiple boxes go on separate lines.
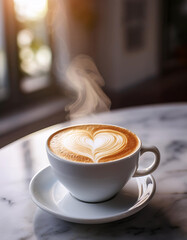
top-left (46, 126), bottom-right (160, 203)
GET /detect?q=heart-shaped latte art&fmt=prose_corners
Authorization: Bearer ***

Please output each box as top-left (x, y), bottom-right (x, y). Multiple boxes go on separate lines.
top-left (59, 129), bottom-right (127, 163)
top-left (49, 125), bottom-right (139, 163)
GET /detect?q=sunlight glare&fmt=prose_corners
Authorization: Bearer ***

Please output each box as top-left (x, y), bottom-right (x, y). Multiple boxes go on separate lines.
top-left (17, 29), bottom-right (33, 47)
top-left (13, 0), bottom-right (48, 21)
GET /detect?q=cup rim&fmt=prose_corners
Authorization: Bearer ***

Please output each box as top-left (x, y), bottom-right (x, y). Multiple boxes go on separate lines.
top-left (46, 123), bottom-right (141, 165)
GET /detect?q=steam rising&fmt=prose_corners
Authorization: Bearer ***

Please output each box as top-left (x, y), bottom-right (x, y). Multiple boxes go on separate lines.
top-left (65, 55), bottom-right (111, 119)
top-left (50, 2), bottom-right (110, 119)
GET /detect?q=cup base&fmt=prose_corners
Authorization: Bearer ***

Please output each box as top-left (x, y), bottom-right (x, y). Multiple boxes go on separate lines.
top-left (70, 192), bottom-right (118, 204)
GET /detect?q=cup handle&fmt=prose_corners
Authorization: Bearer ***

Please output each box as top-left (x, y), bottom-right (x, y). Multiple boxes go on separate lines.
top-left (133, 146), bottom-right (160, 177)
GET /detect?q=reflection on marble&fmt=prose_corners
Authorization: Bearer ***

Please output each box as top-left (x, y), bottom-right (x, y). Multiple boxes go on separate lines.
top-left (0, 103), bottom-right (187, 239)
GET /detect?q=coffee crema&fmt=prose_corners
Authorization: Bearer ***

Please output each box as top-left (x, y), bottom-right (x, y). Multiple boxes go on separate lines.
top-left (48, 125), bottom-right (139, 163)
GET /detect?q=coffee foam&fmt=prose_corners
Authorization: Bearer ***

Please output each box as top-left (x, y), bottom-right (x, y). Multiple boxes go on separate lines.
top-left (48, 125), bottom-right (139, 163)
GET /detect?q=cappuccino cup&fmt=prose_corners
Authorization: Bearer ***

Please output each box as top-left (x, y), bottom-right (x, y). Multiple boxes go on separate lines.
top-left (46, 124), bottom-right (160, 202)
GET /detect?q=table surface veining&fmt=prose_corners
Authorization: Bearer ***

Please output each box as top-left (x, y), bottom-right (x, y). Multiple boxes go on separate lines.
top-left (0, 103), bottom-right (187, 240)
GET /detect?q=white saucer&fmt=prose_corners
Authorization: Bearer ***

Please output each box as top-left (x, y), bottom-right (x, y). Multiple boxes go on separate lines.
top-left (29, 166), bottom-right (156, 224)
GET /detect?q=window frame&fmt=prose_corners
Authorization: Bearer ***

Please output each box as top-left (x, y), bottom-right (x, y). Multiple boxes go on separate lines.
top-left (0, 0), bottom-right (61, 115)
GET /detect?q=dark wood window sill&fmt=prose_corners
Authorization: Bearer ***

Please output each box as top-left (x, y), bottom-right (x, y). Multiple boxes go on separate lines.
top-left (0, 96), bottom-right (69, 148)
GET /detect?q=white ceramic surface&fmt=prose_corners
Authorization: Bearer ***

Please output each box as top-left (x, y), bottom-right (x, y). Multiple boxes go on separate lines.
top-left (29, 166), bottom-right (156, 224)
top-left (46, 124), bottom-right (159, 202)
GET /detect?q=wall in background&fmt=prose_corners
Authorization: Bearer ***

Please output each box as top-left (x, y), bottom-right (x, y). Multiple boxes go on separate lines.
top-left (56, 0), bottom-right (161, 92)
top-left (95, 0), bottom-right (161, 91)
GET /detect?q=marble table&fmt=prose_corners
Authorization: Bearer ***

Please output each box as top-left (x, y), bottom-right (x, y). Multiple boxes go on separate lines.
top-left (0, 103), bottom-right (187, 240)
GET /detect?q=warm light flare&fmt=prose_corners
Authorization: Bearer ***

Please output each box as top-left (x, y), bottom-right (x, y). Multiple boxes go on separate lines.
top-left (13, 0), bottom-right (48, 21)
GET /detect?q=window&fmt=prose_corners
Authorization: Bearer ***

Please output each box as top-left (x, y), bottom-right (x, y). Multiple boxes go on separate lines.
top-left (122, 0), bottom-right (147, 51)
top-left (0, 0), bottom-right (8, 102)
top-left (14, 0), bottom-right (52, 93)
top-left (0, 0), bottom-right (60, 114)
